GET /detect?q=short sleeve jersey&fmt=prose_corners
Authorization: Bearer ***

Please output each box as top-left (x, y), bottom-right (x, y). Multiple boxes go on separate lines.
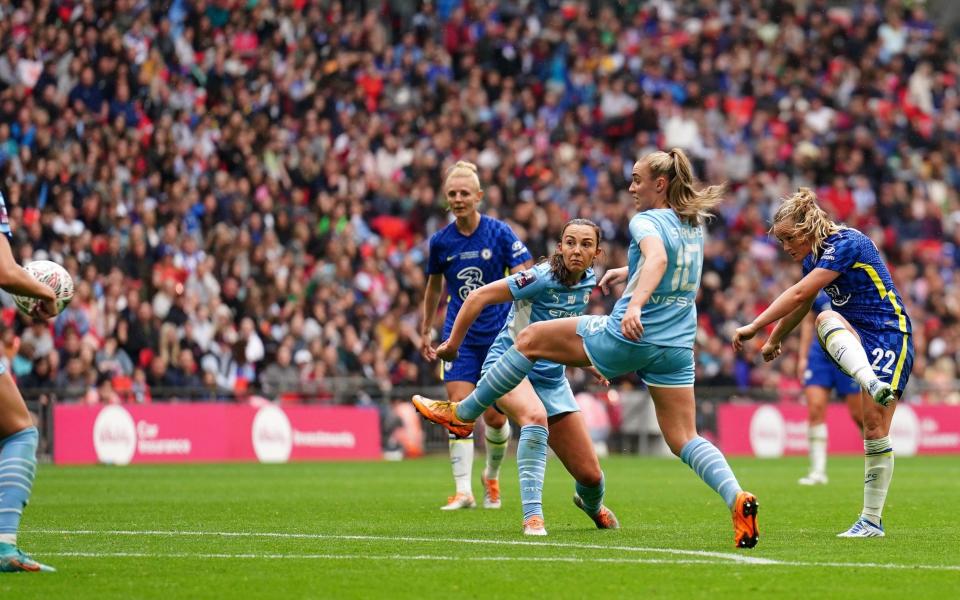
top-left (426, 215), bottom-right (531, 346)
top-left (608, 209), bottom-right (702, 348)
top-left (802, 228), bottom-right (911, 335)
top-left (488, 262), bottom-right (596, 383)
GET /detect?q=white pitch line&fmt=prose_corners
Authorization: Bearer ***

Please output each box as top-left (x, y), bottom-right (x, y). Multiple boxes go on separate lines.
top-left (29, 529), bottom-right (771, 565)
top-left (31, 550), bottom-right (960, 572)
top-left (41, 551), bottom-right (722, 566)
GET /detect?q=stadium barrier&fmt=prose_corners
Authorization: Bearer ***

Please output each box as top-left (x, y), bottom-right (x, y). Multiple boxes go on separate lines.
top-left (52, 403), bottom-right (381, 465)
top-left (718, 403), bottom-right (960, 457)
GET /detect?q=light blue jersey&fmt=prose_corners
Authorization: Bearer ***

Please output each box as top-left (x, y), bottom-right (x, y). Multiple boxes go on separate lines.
top-left (608, 208), bottom-right (702, 349)
top-left (484, 262), bottom-right (596, 385)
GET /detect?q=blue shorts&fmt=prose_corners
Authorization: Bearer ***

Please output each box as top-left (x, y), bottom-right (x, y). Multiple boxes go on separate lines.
top-left (576, 315), bottom-right (694, 387)
top-left (492, 374), bottom-right (579, 418)
top-left (441, 342), bottom-right (492, 384)
top-left (805, 345), bottom-right (860, 396)
top-left (854, 328), bottom-right (914, 395)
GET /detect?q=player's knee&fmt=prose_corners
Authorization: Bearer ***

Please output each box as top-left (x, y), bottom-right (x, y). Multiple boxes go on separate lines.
top-left (515, 325), bottom-right (542, 356)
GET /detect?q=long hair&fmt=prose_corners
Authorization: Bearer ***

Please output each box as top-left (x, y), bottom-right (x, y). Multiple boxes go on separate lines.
top-left (442, 160), bottom-right (481, 192)
top-left (771, 187), bottom-right (844, 255)
top-left (544, 218), bottom-right (601, 287)
top-left (645, 148), bottom-right (725, 226)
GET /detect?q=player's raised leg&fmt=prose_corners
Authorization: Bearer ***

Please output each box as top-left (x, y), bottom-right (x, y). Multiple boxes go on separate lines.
top-left (649, 384), bottom-right (758, 549)
top-left (0, 373), bottom-right (54, 573)
top-left (816, 311), bottom-right (893, 406)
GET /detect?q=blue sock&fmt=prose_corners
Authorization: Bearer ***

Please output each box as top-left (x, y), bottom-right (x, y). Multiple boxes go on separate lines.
top-left (680, 436), bottom-right (742, 509)
top-left (517, 425), bottom-right (548, 521)
top-left (0, 427), bottom-right (39, 543)
top-left (575, 473), bottom-right (605, 515)
top-left (456, 347), bottom-right (534, 421)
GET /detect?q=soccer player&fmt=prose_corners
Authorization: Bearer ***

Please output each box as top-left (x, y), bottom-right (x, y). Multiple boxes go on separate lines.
top-left (417, 219), bottom-right (618, 535)
top-left (415, 149), bottom-right (760, 548)
top-left (733, 187), bottom-right (912, 538)
top-left (0, 191), bottom-right (58, 572)
top-left (420, 161), bottom-right (532, 510)
top-left (796, 292), bottom-right (863, 486)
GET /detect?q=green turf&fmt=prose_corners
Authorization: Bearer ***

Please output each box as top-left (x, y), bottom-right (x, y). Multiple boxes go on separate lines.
top-left (1, 454), bottom-right (958, 598)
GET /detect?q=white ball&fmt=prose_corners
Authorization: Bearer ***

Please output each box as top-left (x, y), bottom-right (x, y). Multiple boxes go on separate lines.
top-left (12, 260), bottom-right (75, 318)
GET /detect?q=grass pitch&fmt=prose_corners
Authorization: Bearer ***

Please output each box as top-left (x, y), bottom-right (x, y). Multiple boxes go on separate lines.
top-left (1, 454), bottom-right (958, 598)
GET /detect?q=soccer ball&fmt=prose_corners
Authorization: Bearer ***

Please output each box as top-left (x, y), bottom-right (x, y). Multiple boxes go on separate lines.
top-left (12, 260), bottom-right (75, 318)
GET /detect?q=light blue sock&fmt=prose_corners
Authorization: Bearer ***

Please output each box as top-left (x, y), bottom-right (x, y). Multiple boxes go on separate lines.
top-left (680, 436), bottom-right (742, 509)
top-left (0, 427), bottom-right (39, 542)
top-left (575, 473), bottom-right (605, 515)
top-left (456, 347), bottom-right (534, 421)
top-left (517, 425), bottom-right (548, 521)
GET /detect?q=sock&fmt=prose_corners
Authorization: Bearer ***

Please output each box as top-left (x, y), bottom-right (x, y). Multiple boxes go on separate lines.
top-left (483, 421), bottom-right (511, 480)
top-left (575, 473), bottom-right (605, 515)
top-left (0, 427), bottom-right (39, 546)
top-left (449, 434), bottom-right (474, 495)
top-left (517, 425), bottom-right (548, 521)
top-left (809, 423), bottom-right (828, 476)
top-left (862, 436), bottom-right (894, 525)
top-left (817, 317), bottom-right (877, 389)
top-left (680, 436), bottom-right (742, 509)
top-left (456, 347), bottom-right (534, 421)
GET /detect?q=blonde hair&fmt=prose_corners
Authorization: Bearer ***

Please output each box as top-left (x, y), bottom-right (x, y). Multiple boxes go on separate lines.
top-left (645, 148), bottom-right (725, 225)
top-left (443, 160), bottom-right (481, 192)
top-left (771, 187), bottom-right (843, 254)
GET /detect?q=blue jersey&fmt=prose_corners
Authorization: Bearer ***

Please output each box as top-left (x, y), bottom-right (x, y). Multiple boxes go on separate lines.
top-left (802, 228), bottom-right (911, 336)
top-left (489, 262), bottom-right (595, 384)
top-left (427, 215), bottom-right (531, 346)
top-left (0, 191), bottom-right (11, 240)
top-left (608, 209), bottom-right (702, 349)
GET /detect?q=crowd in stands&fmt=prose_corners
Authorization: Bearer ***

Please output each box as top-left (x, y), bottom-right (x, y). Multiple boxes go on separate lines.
top-left (0, 0), bottom-right (957, 407)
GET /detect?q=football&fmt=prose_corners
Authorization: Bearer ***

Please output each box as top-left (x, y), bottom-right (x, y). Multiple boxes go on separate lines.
top-left (12, 260), bottom-right (75, 318)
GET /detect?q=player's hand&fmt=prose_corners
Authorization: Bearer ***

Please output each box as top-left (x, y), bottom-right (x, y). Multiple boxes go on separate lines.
top-left (420, 337), bottom-right (437, 362)
top-left (732, 322), bottom-right (759, 351)
top-left (435, 340), bottom-right (460, 362)
top-left (32, 297), bottom-right (58, 321)
top-left (599, 267), bottom-right (627, 295)
top-left (797, 356), bottom-right (808, 379)
top-left (761, 340), bottom-right (782, 362)
top-left (621, 305), bottom-right (644, 341)
top-left (584, 366), bottom-right (610, 387)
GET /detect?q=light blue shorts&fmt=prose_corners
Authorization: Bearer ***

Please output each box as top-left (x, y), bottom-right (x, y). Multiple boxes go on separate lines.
top-left (577, 315), bottom-right (695, 387)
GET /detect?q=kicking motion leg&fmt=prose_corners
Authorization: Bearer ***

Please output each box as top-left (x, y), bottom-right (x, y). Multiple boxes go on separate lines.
top-left (414, 318), bottom-right (590, 433)
top-left (816, 312), bottom-right (894, 406)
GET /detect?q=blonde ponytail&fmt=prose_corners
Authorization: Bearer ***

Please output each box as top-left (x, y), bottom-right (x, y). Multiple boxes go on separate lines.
top-left (771, 188), bottom-right (843, 255)
top-left (646, 148), bottom-right (725, 225)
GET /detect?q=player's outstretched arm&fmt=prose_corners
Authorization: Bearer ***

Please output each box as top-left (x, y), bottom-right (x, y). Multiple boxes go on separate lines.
top-left (759, 296), bottom-right (815, 362)
top-left (733, 268), bottom-right (837, 351)
top-left (436, 280), bottom-right (513, 361)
